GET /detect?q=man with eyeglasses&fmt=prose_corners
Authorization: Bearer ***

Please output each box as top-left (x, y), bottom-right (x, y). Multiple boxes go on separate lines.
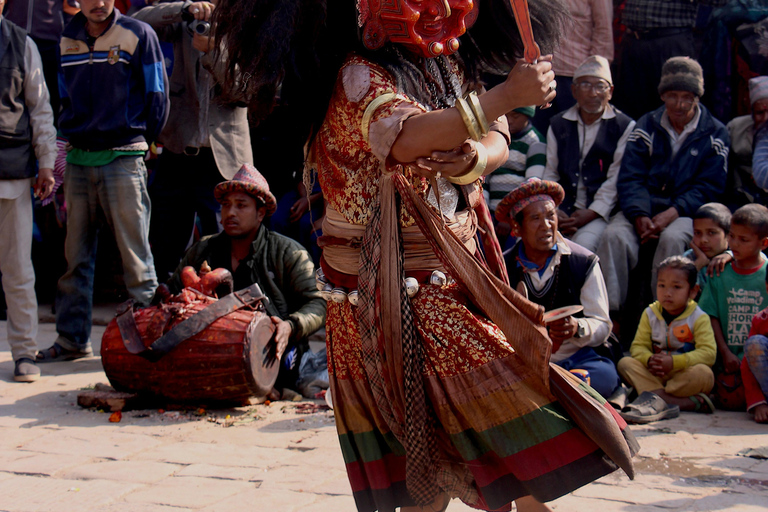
top-left (541, 55), bottom-right (635, 252)
top-left (596, 56), bottom-right (729, 340)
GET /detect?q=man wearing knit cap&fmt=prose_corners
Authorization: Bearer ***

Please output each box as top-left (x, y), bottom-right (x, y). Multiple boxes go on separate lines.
top-left (483, 105), bottom-right (545, 247)
top-left (497, 178), bottom-right (620, 399)
top-left (725, 76), bottom-right (768, 206)
top-left (613, 0), bottom-right (728, 120)
top-left (167, 163), bottom-right (326, 398)
top-left (542, 55), bottom-right (636, 252)
top-left (597, 56), bottom-right (729, 335)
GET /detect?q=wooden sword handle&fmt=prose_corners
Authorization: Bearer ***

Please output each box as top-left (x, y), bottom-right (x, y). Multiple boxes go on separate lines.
top-left (508, 0), bottom-right (541, 64)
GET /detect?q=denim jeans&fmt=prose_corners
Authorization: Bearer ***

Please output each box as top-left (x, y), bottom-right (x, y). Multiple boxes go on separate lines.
top-left (745, 335), bottom-right (768, 400)
top-left (55, 156), bottom-right (157, 350)
top-left (555, 346), bottom-right (621, 398)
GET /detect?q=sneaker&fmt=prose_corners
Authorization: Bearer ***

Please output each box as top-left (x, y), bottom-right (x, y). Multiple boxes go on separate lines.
top-left (14, 358), bottom-right (41, 382)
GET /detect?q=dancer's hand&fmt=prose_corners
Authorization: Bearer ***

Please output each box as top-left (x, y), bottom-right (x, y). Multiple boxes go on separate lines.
top-left (500, 55), bottom-right (556, 110)
top-left (413, 140), bottom-right (478, 179)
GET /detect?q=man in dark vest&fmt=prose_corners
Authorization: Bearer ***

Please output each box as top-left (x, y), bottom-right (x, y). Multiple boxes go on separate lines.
top-left (542, 55), bottom-right (635, 252)
top-left (497, 178), bottom-right (620, 398)
top-left (0, 0), bottom-right (57, 381)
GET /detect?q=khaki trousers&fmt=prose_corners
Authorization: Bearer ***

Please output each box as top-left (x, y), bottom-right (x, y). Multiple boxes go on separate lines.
top-left (0, 182), bottom-right (38, 361)
top-left (618, 356), bottom-right (714, 397)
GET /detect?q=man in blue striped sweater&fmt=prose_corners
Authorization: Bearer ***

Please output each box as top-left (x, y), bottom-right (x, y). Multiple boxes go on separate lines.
top-left (37, 0), bottom-right (169, 363)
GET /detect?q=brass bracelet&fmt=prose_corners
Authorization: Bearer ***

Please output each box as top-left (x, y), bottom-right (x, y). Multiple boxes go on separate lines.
top-left (361, 92), bottom-right (398, 144)
top-left (456, 97), bottom-right (483, 141)
top-left (466, 92), bottom-right (489, 137)
top-left (446, 142), bottom-right (487, 185)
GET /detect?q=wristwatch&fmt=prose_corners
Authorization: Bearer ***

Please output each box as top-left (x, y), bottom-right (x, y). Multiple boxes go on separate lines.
top-left (574, 320), bottom-right (586, 339)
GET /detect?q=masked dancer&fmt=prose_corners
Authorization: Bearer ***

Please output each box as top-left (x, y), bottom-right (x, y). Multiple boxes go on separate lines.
top-left (212, 1), bottom-right (638, 511)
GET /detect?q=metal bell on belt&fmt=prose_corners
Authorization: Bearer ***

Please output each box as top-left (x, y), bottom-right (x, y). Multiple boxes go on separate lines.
top-left (347, 290), bottom-right (359, 306)
top-left (320, 283), bottom-right (333, 301)
top-left (315, 268), bottom-right (328, 291)
top-left (331, 287), bottom-right (348, 304)
top-left (405, 277), bottom-right (420, 298)
top-left (430, 270), bottom-right (447, 286)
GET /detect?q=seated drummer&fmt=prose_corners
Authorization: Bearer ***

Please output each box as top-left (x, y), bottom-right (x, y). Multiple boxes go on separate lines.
top-left (167, 164), bottom-right (326, 397)
top-left (497, 178), bottom-right (620, 398)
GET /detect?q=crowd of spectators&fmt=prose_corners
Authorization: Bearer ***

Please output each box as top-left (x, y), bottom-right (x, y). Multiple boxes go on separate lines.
top-left (1, 0), bottom-right (768, 422)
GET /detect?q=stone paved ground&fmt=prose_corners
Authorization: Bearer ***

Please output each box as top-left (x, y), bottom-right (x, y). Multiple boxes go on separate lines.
top-left (0, 311), bottom-right (767, 512)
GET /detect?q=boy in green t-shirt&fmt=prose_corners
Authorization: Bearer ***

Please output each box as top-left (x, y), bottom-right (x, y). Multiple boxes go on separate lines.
top-left (698, 204), bottom-right (768, 408)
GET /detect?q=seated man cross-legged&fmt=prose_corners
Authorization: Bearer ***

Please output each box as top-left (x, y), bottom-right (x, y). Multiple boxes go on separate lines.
top-left (167, 164), bottom-right (327, 396)
top-left (497, 178), bottom-right (620, 399)
top-left (542, 55), bottom-right (635, 253)
top-left (596, 56), bottom-right (729, 326)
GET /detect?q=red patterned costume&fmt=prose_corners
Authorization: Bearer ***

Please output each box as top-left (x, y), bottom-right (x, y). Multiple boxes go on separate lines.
top-left (313, 54), bottom-right (636, 511)
top-left (212, 1), bottom-right (638, 510)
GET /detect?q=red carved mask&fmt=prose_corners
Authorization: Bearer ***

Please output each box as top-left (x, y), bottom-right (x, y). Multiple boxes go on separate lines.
top-left (359, 0), bottom-right (478, 58)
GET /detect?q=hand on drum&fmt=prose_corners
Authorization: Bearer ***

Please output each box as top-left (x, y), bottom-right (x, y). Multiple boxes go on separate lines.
top-left (501, 55), bottom-right (556, 110)
top-left (270, 316), bottom-right (293, 361)
top-left (412, 140), bottom-right (478, 179)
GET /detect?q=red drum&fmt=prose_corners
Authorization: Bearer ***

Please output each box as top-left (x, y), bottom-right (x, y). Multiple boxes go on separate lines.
top-left (101, 292), bottom-right (278, 403)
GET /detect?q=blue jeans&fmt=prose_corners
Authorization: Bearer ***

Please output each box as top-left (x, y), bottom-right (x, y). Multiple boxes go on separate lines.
top-left (745, 335), bottom-right (768, 399)
top-left (55, 156), bottom-right (157, 350)
top-left (555, 346), bottom-right (621, 398)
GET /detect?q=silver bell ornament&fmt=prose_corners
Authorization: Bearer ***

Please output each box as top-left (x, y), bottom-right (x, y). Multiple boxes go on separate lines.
top-left (320, 283), bottom-right (333, 301)
top-left (315, 268), bottom-right (328, 291)
top-left (331, 287), bottom-right (348, 304)
top-left (405, 277), bottom-right (420, 298)
top-left (430, 270), bottom-right (447, 286)
top-left (347, 290), bottom-right (359, 306)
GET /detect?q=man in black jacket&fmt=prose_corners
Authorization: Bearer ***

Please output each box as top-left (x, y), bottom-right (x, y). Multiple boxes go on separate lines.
top-left (168, 164), bottom-right (326, 394)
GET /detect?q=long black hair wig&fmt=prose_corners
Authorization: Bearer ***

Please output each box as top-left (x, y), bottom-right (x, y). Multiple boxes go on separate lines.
top-left (212, 0), bottom-right (569, 142)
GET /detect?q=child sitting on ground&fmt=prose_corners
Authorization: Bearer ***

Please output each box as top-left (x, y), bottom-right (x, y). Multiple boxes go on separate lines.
top-left (741, 273), bottom-right (768, 423)
top-left (617, 256), bottom-right (717, 424)
top-left (698, 204), bottom-right (768, 410)
top-left (683, 202), bottom-right (731, 288)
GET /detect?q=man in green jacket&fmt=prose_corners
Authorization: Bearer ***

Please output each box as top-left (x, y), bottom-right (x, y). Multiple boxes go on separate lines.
top-left (168, 163), bottom-right (326, 395)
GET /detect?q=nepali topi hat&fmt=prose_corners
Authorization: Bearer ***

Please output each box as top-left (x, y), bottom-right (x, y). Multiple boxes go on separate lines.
top-left (749, 76), bottom-right (768, 105)
top-left (214, 163), bottom-right (277, 216)
top-left (495, 177), bottom-right (564, 223)
top-left (573, 55), bottom-right (612, 85)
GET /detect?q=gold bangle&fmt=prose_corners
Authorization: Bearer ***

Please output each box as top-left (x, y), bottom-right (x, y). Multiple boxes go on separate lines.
top-left (456, 97), bottom-right (482, 141)
top-left (361, 92), bottom-right (398, 144)
top-left (467, 92), bottom-right (489, 137)
top-left (446, 142), bottom-right (487, 185)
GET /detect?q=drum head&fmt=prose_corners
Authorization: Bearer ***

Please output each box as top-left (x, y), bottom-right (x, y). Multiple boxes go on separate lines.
top-left (244, 312), bottom-right (279, 397)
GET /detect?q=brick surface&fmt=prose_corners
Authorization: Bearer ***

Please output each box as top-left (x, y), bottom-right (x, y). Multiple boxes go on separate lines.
top-left (19, 430), bottom-right (163, 460)
top-left (175, 463), bottom-right (264, 482)
top-left (131, 441), bottom-right (286, 467)
top-left (1, 321), bottom-right (767, 512)
top-left (0, 452), bottom-right (93, 477)
top-left (60, 460), bottom-right (182, 483)
top-left (123, 475), bottom-right (254, 508)
top-left (0, 474), bottom-right (142, 512)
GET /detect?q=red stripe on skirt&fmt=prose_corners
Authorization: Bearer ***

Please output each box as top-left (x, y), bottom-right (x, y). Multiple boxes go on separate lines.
top-left (470, 427), bottom-right (601, 486)
top-left (603, 401), bottom-right (629, 430)
top-left (346, 452), bottom-right (407, 492)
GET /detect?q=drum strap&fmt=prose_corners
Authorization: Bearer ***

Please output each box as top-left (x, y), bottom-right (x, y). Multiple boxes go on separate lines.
top-left (115, 284), bottom-right (268, 362)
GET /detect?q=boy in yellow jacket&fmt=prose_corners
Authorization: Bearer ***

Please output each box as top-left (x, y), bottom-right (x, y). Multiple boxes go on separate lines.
top-left (618, 256), bottom-right (717, 423)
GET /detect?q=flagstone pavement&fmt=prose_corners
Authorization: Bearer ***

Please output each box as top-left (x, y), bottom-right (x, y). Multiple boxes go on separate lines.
top-left (0, 307), bottom-right (766, 511)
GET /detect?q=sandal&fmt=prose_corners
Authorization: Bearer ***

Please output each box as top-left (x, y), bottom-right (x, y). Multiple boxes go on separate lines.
top-left (619, 391), bottom-right (680, 424)
top-left (689, 392), bottom-right (715, 414)
top-left (36, 342), bottom-right (93, 363)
